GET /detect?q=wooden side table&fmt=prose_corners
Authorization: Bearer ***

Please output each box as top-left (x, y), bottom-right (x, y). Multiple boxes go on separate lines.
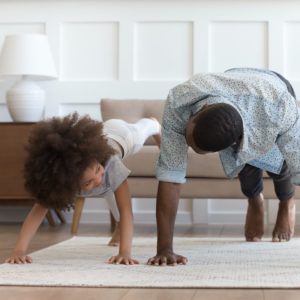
top-left (0, 122), bottom-right (65, 225)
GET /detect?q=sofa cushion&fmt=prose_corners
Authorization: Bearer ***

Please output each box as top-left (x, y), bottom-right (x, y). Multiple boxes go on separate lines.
top-left (124, 146), bottom-right (270, 179)
top-left (124, 146), bottom-right (226, 178)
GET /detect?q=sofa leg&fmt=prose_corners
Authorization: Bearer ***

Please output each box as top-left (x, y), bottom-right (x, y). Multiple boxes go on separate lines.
top-left (46, 210), bottom-right (55, 226)
top-left (71, 197), bottom-right (85, 234)
top-left (54, 209), bottom-right (66, 224)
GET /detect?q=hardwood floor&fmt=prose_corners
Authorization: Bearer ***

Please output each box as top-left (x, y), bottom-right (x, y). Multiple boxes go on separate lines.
top-left (1, 222), bottom-right (300, 300)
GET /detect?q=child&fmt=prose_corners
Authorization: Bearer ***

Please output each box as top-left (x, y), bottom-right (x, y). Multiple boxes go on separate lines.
top-left (5, 113), bottom-right (161, 265)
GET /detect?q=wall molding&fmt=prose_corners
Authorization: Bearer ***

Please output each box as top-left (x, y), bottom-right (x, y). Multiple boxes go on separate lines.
top-left (1, 0), bottom-right (300, 225)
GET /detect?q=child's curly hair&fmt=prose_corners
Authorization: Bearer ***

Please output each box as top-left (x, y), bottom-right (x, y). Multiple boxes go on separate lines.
top-left (24, 113), bottom-right (115, 210)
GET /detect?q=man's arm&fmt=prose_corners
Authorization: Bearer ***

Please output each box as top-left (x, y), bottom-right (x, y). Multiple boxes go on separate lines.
top-left (108, 179), bottom-right (139, 265)
top-left (148, 93), bottom-right (189, 266)
top-left (147, 181), bottom-right (187, 266)
top-left (5, 203), bottom-right (48, 264)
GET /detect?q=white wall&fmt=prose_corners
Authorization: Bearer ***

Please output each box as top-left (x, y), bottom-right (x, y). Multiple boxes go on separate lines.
top-left (1, 0), bottom-right (300, 225)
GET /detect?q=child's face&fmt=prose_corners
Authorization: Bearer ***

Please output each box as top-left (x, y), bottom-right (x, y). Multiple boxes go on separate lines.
top-left (80, 161), bottom-right (105, 192)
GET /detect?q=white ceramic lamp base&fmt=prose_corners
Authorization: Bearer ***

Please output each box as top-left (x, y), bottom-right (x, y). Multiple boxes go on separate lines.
top-left (7, 77), bottom-right (45, 122)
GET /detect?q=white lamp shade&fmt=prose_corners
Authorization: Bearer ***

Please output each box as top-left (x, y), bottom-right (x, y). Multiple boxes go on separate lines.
top-left (0, 34), bottom-right (57, 80)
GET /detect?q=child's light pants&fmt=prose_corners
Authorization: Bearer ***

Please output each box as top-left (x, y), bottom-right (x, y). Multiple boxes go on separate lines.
top-left (103, 118), bottom-right (160, 158)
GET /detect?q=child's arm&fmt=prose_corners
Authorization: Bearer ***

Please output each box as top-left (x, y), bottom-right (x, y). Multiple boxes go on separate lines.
top-left (108, 179), bottom-right (139, 265)
top-left (5, 203), bottom-right (48, 264)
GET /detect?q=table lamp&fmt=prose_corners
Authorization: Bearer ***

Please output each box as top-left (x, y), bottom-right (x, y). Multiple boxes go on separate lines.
top-left (0, 34), bottom-right (57, 122)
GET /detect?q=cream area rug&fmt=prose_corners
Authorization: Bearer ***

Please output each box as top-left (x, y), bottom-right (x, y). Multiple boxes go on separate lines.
top-left (1, 236), bottom-right (300, 288)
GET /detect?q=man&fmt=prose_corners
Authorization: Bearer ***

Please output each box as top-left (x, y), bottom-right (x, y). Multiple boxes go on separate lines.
top-left (147, 68), bottom-right (298, 266)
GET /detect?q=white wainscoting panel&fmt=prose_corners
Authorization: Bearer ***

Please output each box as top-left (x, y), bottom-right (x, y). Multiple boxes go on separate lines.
top-left (284, 22), bottom-right (300, 80)
top-left (134, 21), bottom-right (193, 81)
top-left (209, 21), bottom-right (268, 72)
top-left (0, 103), bottom-right (11, 122)
top-left (1, 0), bottom-right (300, 226)
top-left (60, 22), bottom-right (119, 81)
top-left (0, 22), bottom-right (45, 46)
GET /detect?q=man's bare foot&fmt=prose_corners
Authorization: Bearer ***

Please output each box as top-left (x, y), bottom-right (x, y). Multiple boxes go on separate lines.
top-left (108, 222), bottom-right (120, 247)
top-left (272, 197), bottom-right (295, 242)
top-left (150, 117), bottom-right (161, 148)
top-left (244, 193), bottom-right (264, 242)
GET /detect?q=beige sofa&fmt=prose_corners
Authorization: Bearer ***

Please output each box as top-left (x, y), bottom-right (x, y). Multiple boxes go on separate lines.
top-left (71, 98), bottom-right (300, 233)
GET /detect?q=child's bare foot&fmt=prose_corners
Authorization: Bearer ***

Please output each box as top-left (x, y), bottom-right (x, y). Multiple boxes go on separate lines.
top-left (150, 117), bottom-right (161, 148)
top-left (108, 222), bottom-right (120, 247)
top-left (272, 197), bottom-right (295, 242)
top-left (244, 193), bottom-right (264, 242)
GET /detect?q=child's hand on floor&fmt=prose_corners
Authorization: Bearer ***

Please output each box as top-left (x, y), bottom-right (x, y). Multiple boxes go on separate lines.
top-left (108, 254), bottom-right (139, 265)
top-left (5, 251), bottom-right (33, 264)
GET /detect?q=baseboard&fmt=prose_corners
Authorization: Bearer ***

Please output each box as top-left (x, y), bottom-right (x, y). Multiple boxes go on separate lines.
top-left (0, 207), bottom-right (193, 225)
top-left (206, 211), bottom-right (248, 225)
top-left (1, 207), bottom-right (299, 226)
top-left (65, 210), bottom-right (193, 225)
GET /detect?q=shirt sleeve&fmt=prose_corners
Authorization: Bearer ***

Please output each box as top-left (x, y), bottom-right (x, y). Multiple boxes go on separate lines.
top-left (276, 103), bottom-right (300, 185)
top-left (106, 155), bottom-right (131, 191)
top-left (156, 91), bottom-right (189, 183)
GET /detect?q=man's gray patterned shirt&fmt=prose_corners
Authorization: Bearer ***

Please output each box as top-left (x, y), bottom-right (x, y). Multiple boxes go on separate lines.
top-left (156, 68), bottom-right (300, 185)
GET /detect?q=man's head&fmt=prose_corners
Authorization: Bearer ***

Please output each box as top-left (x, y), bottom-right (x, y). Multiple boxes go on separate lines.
top-left (186, 103), bottom-right (243, 153)
top-left (24, 113), bottom-right (115, 210)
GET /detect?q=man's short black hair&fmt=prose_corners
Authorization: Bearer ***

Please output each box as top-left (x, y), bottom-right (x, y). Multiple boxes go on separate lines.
top-left (192, 103), bottom-right (243, 152)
